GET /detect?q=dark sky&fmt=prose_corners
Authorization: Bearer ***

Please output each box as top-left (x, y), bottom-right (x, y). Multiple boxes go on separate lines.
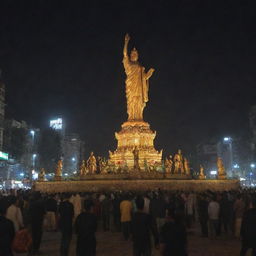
top-left (0, 0), bottom-right (255, 157)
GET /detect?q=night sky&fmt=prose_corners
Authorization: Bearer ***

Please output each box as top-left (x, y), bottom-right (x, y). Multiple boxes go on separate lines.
top-left (0, 1), bottom-right (255, 157)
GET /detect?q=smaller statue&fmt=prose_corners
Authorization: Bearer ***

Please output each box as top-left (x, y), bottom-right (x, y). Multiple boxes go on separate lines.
top-left (38, 168), bottom-right (45, 181)
top-left (217, 157), bottom-right (226, 179)
top-left (55, 160), bottom-right (63, 180)
top-left (79, 160), bottom-right (87, 176)
top-left (184, 158), bottom-right (190, 175)
top-left (173, 149), bottom-right (184, 174)
top-left (198, 164), bottom-right (206, 179)
top-left (87, 152), bottom-right (97, 174)
top-left (165, 155), bottom-right (173, 173)
top-left (133, 146), bottom-right (140, 171)
top-left (97, 156), bottom-right (103, 173)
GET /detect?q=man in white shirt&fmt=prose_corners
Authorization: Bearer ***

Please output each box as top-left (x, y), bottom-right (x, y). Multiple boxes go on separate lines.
top-left (208, 195), bottom-right (220, 239)
top-left (6, 196), bottom-right (23, 232)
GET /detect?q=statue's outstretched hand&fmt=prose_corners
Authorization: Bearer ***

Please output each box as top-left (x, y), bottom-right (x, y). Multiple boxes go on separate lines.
top-left (125, 33), bottom-right (130, 42)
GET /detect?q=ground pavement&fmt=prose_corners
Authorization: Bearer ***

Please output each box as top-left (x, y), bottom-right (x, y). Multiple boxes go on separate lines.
top-left (33, 225), bottom-right (245, 256)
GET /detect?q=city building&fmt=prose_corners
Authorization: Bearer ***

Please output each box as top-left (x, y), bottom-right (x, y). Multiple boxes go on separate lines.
top-left (0, 74), bottom-right (5, 150)
top-left (63, 133), bottom-right (84, 175)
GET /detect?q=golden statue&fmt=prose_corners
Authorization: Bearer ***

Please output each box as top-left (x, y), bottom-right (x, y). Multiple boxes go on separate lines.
top-left (184, 158), bottom-right (190, 175)
top-left (173, 149), bottom-right (184, 174)
top-left (133, 146), bottom-right (140, 170)
top-left (123, 33), bottom-right (154, 121)
top-left (165, 155), bottom-right (173, 173)
top-left (217, 157), bottom-right (226, 179)
top-left (54, 159), bottom-right (63, 180)
top-left (199, 164), bottom-right (206, 179)
top-left (79, 160), bottom-right (87, 176)
top-left (109, 34), bottom-right (162, 170)
top-left (98, 156), bottom-right (104, 173)
top-left (38, 168), bottom-right (45, 181)
top-left (87, 152), bottom-right (97, 174)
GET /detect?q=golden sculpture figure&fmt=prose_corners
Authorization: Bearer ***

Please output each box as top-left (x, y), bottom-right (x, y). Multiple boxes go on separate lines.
top-left (123, 33), bottom-right (155, 121)
top-left (133, 146), bottom-right (140, 170)
top-left (199, 164), bottom-right (206, 179)
top-left (87, 152), bottom-right (97, 174)
top-left (38, 168), bottom-right (45, 181)
top-left (79, 160), bottom-right (87, 176)
top-left (54, 159), bottom-right (63, 180)
top-left (217, 157), bottom-right (227, 179)
top-left (165, 156), bottom-right (173, 173)
top-left (109, 33), bottom-right (162, 170)
top-left (184, 158), bottom-right (190, 175)
top-left (173, 149), bottom-right (184, 174)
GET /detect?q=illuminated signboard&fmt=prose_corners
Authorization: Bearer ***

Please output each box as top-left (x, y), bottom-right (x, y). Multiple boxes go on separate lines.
top-left (0, 151), bottom-right (8, 160)
top-left (50, 118), bottom-right (63, 130)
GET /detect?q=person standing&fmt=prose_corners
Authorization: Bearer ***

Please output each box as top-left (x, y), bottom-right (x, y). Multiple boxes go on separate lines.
top-left (0, 198), bottom-right (15, 256)
top-left (59, 193), bottom-right (74, 256)
top-left (132, 196), bottom-right (159, 256)
top-left (234, 194), bottom-right (245, 238)
top-left (6, 195), bottom-right (23, 232)
top-left (160, 208), bottom-right (187, 256)
top-left (28, 192), bottom-right (46, 255)
top-left (120, 194), bottom-right (132, 240)
top-left (208, 195), bottom-right (220, 239)
top-left (240, 197), bottom-right (256, 256)
top-left (45, 194), bottom-right (57, 231)
top-left (75, 200), bottom-right (97, 256)
top-left (101, 195), bottom-right (111, 231)
top-left (197, 194), bottom-right (208, 237)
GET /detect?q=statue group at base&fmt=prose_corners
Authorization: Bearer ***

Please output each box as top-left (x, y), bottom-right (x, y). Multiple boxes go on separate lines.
top-left (164, 150), bottom-right (191, 176)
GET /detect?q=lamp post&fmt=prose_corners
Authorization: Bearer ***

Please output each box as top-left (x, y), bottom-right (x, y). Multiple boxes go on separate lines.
top-left (223, 137), bottom-right (233, 177)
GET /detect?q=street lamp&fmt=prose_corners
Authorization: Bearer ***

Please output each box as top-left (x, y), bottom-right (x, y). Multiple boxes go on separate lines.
top-left (223, 136), bottom-right (233, 177)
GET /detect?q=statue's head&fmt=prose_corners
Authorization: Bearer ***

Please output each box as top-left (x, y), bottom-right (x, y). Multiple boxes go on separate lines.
top-left (130, 48), bottom-right (138, 62)
top-left (90, 151), bottom-right (94, 156)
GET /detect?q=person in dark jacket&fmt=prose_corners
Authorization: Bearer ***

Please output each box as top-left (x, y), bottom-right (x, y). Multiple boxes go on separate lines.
top-left (240, 197), bottom-right (256, 256)
top-left (160, 208), bottom-right (187, 256)
top-left (0, 198), bottom-right (15, 256)
top-left (132, 196), bottom-right (159, 256)
top-left (59, 193), bottom-right (74, 256)
top-left (75, 200), bottom-right (97, 256)
top-left (197, 194), bottom-right (208, 237)
top-left (28, 192), bottom-right (46, 255)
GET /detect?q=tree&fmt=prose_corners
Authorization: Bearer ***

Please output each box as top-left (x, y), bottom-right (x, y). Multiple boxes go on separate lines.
top-left (38, 128), bottom-right (61, 172)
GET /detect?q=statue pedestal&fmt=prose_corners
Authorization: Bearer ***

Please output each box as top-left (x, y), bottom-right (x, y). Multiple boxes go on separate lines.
top-left (109, 121), bottom-right (162, 170)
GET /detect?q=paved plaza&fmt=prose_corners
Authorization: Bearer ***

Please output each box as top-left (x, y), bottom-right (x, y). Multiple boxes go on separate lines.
top-left (35, 225), bottom-right (244, 256)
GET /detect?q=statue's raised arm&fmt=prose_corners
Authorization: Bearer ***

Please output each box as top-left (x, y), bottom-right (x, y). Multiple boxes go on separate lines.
top-left (123, 33), bottom-right (130, 58)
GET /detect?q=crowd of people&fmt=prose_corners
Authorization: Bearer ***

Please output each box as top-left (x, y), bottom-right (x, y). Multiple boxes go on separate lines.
top-left (0, 188), bottom-right (256, 256)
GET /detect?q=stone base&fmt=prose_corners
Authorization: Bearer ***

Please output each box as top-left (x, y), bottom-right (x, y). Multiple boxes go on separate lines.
top-left (35, 179), bottom-right (239, 193)
top-left (198, 175), bottom-right (206, 180)
top-left (109, 121), bottom-right (162, 170)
